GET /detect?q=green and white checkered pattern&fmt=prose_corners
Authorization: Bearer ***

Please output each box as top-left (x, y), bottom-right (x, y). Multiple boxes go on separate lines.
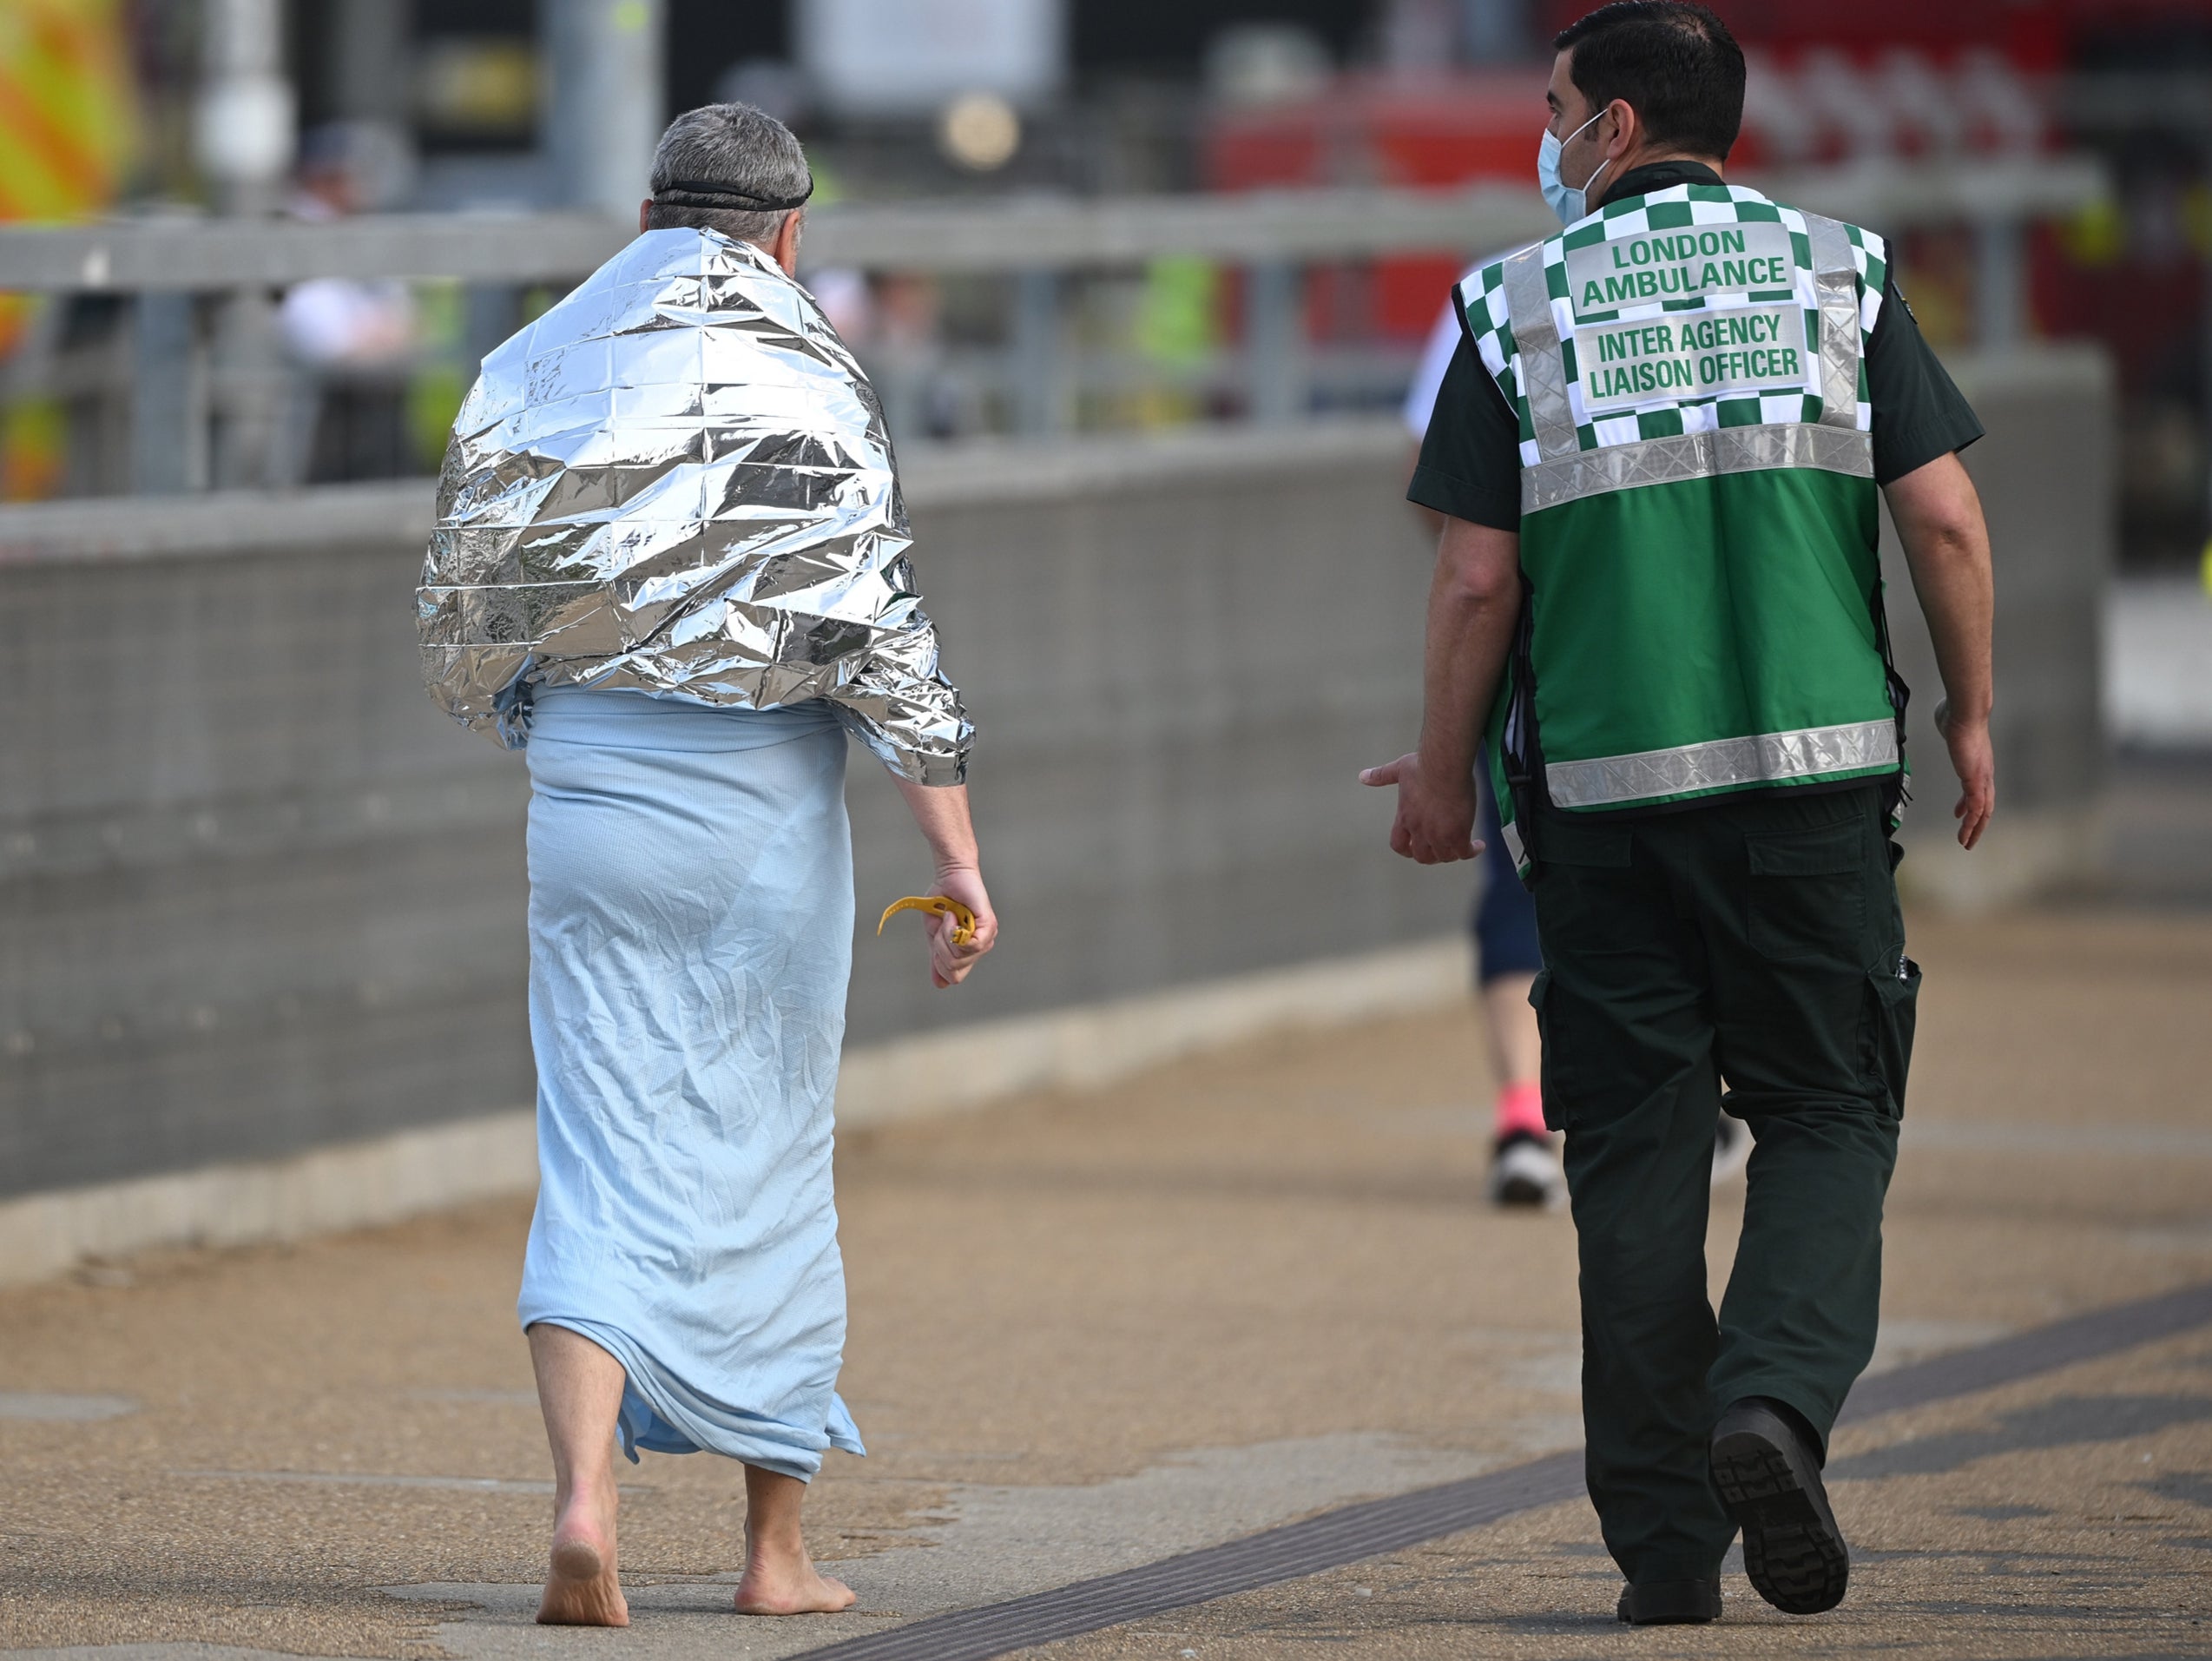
top-left (1457, 184), bottom-right (1886, 468)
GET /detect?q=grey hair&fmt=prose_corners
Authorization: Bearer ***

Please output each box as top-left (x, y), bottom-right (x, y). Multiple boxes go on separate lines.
top-left (645, 102), bottom-right (813, 250)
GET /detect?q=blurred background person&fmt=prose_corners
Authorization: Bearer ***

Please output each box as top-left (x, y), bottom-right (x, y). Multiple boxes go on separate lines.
top-left (278, 122), bottom-right (418, 483)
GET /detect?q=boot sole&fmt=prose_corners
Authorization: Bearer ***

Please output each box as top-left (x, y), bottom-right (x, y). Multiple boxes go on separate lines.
top-left (1710, 1430), bottom-right (1848, 1614)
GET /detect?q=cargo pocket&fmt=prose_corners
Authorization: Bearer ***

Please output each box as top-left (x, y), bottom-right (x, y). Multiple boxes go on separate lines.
top-left (1746, 821), bottom-right (1866, 962)
top-left (1526, 969), bottom-right (1570, 1131)
top-left (1859, 955), bottom-right (1921, 1117)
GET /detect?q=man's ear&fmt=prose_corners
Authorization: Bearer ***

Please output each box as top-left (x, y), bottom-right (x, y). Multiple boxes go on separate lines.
top-left (1603, 99), bottom-right (1638, 161)
top-left (772, 209), bottom-right (804, 277)
top-left (638, 198), bottom-right (653, 234)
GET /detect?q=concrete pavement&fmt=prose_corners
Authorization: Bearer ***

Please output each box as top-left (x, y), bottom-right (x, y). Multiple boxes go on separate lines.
top-left (3, 906), bottom-right (2209, 1660)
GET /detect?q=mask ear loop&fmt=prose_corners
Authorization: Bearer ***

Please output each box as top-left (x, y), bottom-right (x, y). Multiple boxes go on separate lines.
top-left (1570, 103), bottom-right (1616, 208)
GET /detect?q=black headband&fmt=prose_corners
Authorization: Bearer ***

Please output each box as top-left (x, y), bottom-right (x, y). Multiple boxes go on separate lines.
top-left (653, 175), bottom-right (814, 211)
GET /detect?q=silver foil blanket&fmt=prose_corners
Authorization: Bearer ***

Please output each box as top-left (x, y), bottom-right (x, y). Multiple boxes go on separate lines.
top-left (417, 227), bottom-right (971, 785)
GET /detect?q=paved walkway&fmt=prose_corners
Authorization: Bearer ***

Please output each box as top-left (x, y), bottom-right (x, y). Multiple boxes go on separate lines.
top-left (3, 907), bottom-right (2210, 1660)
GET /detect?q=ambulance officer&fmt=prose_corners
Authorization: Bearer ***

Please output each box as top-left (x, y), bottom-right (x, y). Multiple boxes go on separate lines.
top-left (1364, 1), bottom-right (1995, 1625)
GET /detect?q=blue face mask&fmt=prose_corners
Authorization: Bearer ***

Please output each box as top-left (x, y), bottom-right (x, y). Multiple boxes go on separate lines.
top-left (1538, 106), bottom-right (1614, 226)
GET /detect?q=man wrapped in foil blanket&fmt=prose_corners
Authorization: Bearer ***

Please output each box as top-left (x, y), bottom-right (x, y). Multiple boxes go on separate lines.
top-left (418, 101), bottom-right (997, 1625)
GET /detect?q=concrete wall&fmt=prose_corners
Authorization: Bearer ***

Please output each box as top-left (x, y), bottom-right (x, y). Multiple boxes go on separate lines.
top-left (0, 351), bottom-right (2112, 1210)
top-left (1880, 346), bottom-right (2115, 906)
top-left (840, 428), bottom-right (1446, 1050)
top-left (0, 423), bottom-right (1442, 1203)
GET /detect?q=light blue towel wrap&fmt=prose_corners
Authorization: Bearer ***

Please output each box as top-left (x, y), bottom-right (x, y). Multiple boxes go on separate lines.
top-left (518, 686), bottom-right (866, 1480)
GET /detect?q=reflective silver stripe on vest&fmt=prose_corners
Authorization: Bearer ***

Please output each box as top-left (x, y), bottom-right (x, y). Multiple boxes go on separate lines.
top-left (1503, 246), bottom-right (1579, 458)
top-left (1545, 719), bottom-right (1899, 809)
top-left (1500, 816), bottom-right (1526, 869)
top-left (1801, 213), bottom-right (1862, 431)
top-left (1521, 421), bottom-right (1873, 512)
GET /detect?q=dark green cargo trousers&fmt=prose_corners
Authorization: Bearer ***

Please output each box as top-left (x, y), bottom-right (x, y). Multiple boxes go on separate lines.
top-left (1524, 782), bottom-right (1919, 1585)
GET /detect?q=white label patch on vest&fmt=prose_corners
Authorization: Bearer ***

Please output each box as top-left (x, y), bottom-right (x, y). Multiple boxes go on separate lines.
top-left (1573, 303), bottom-right (1809, 414)
top-left (1564, 220), bottom-right (1798, 318)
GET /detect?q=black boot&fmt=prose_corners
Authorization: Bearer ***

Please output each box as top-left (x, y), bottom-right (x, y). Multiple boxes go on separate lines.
top-left (1710, 1397), bottom-right (1848, 1614)
top-left (1616, 1579), bottom-right (1722, 1625)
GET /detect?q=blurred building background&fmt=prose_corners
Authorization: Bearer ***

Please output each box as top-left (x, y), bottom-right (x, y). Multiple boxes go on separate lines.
top-left (0, 0), bottom-right (2202, 573)
top-left (0, 0), bottom-right (2206, 1279)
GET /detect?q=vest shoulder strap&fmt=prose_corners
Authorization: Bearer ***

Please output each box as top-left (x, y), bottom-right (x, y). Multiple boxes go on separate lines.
top-left (1800, 210), bottom-right (1866, 432)
top-left (1500, 243), bottom-right (1577, 459)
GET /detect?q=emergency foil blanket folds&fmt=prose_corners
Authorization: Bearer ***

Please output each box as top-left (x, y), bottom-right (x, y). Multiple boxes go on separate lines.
top-left (417, 227), bottom-right (971, 784)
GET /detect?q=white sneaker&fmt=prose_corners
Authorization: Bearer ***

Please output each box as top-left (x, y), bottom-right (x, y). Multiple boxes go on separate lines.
top-left (1490, 1132), bottom-right (1565, 1209)
top-left (1711, 1114), bottom-right (1752, 1188)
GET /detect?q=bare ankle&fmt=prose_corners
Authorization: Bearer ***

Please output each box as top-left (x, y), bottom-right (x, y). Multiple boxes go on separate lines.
top-left (556, 1474), bottom-right (615, 1515)
top-left (746, 1524), bottom-right (804, 1561)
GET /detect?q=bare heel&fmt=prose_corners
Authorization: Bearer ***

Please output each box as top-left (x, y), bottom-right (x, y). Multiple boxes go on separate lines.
top-left (550, 1537), bottom-right (604, 1582)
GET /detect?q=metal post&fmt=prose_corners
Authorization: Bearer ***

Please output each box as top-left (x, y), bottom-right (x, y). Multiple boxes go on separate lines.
top-left (1247, 260), bottom-right (1304, 426)
top-left (131, 294), bottom-right (207, 493)
top-left (543, 0), bottom-right (667, 215)
top-left (196, 0), bottom-right (293, 219)
top-left (1974, 216), bottom-right (2025, 351)
top-left (196, 0), bottom-right (294, 488)
top-left (330, 0), bottom-right (411, 123)
top-left (1013, 270), bottom-right (1062, 436)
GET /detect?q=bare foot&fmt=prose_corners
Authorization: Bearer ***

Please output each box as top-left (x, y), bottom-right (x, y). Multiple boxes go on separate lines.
top-left (733, 1537), bottom-right (857, 1616)
top-left (537, 1489), bottom-right (629, 1626)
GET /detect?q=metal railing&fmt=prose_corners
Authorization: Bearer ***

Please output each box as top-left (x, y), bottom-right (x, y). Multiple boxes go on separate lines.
top-left (0, 155), bottom-right (2105, 284)
top-left (0, 155), bottom-right (2108, 488)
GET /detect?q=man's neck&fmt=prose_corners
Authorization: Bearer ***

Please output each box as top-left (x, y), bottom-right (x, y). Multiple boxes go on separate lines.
top-left (1596, 151), bottom-right (1726, 209)
top-left (1619, 148), bottom-right (1723, 177)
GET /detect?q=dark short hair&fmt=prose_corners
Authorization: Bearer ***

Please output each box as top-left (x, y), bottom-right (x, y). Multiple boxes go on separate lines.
top-left (1554, 3), bottom-right (1745, 162)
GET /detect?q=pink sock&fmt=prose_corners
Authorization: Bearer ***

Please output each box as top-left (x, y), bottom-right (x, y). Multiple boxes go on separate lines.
top-left (1494, 1079), bottom-right (1548, 1140)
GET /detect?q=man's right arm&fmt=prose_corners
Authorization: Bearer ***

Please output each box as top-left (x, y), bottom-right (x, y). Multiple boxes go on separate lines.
top-left (1360, 514), bottom-right (1523, 864)
top-left (1883, 452), bottom-right (1996, 849)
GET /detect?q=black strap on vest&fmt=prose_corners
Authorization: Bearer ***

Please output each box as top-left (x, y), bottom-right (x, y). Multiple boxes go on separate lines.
top-left (1500, 571), bottom-right (1549, 874)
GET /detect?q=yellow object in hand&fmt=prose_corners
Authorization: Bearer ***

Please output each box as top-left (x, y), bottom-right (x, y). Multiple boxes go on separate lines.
top-left (877, 894), bottom-right (978, 947)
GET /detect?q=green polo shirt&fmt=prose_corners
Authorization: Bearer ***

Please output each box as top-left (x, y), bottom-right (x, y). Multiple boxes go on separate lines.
top-left (1409, 161), bottom-right (1986, 531)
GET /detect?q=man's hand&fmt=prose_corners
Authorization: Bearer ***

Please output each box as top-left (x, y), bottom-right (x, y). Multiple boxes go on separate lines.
top-left (1363, 515), bottom-right (1520, 869)
top-left (889, 778), bottom-right (996, 988)
top-left (1361, 752), bottom-right (1483, 864)
top-left (1933, 700), bottom-right (1995, 851)
top-left (922, 864), bottom-right (997, 989)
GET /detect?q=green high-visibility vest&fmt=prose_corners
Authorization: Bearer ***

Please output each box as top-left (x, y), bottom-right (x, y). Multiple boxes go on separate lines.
top-left (1461, 182), bottom-right (1906, 873)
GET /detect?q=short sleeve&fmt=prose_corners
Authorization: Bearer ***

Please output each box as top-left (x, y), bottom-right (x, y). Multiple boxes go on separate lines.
top-left (1407, 336), bottom-right (1524, 531)
top-left (1866, 271), bottom-right (1985, 484)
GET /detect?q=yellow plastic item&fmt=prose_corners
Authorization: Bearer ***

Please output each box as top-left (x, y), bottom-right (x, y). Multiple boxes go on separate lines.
top-left (876, 894), bottom-right (978, 946)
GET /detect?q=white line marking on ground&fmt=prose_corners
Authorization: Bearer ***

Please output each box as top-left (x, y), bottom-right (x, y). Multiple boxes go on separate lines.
top-left (0, 1392), bottom-right (138, 1420)
top-left (1904, 1122), bottom-right (2212, 1157)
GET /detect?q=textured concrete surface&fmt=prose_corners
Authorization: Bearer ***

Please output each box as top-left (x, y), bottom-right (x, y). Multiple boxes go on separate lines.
top-left (1035, 1329), bottom-right (2212, 1660)
top-left (2, 906), bottom-right (2209, 1659)
top-left (2108, 749), bottom-right (2212, 910)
